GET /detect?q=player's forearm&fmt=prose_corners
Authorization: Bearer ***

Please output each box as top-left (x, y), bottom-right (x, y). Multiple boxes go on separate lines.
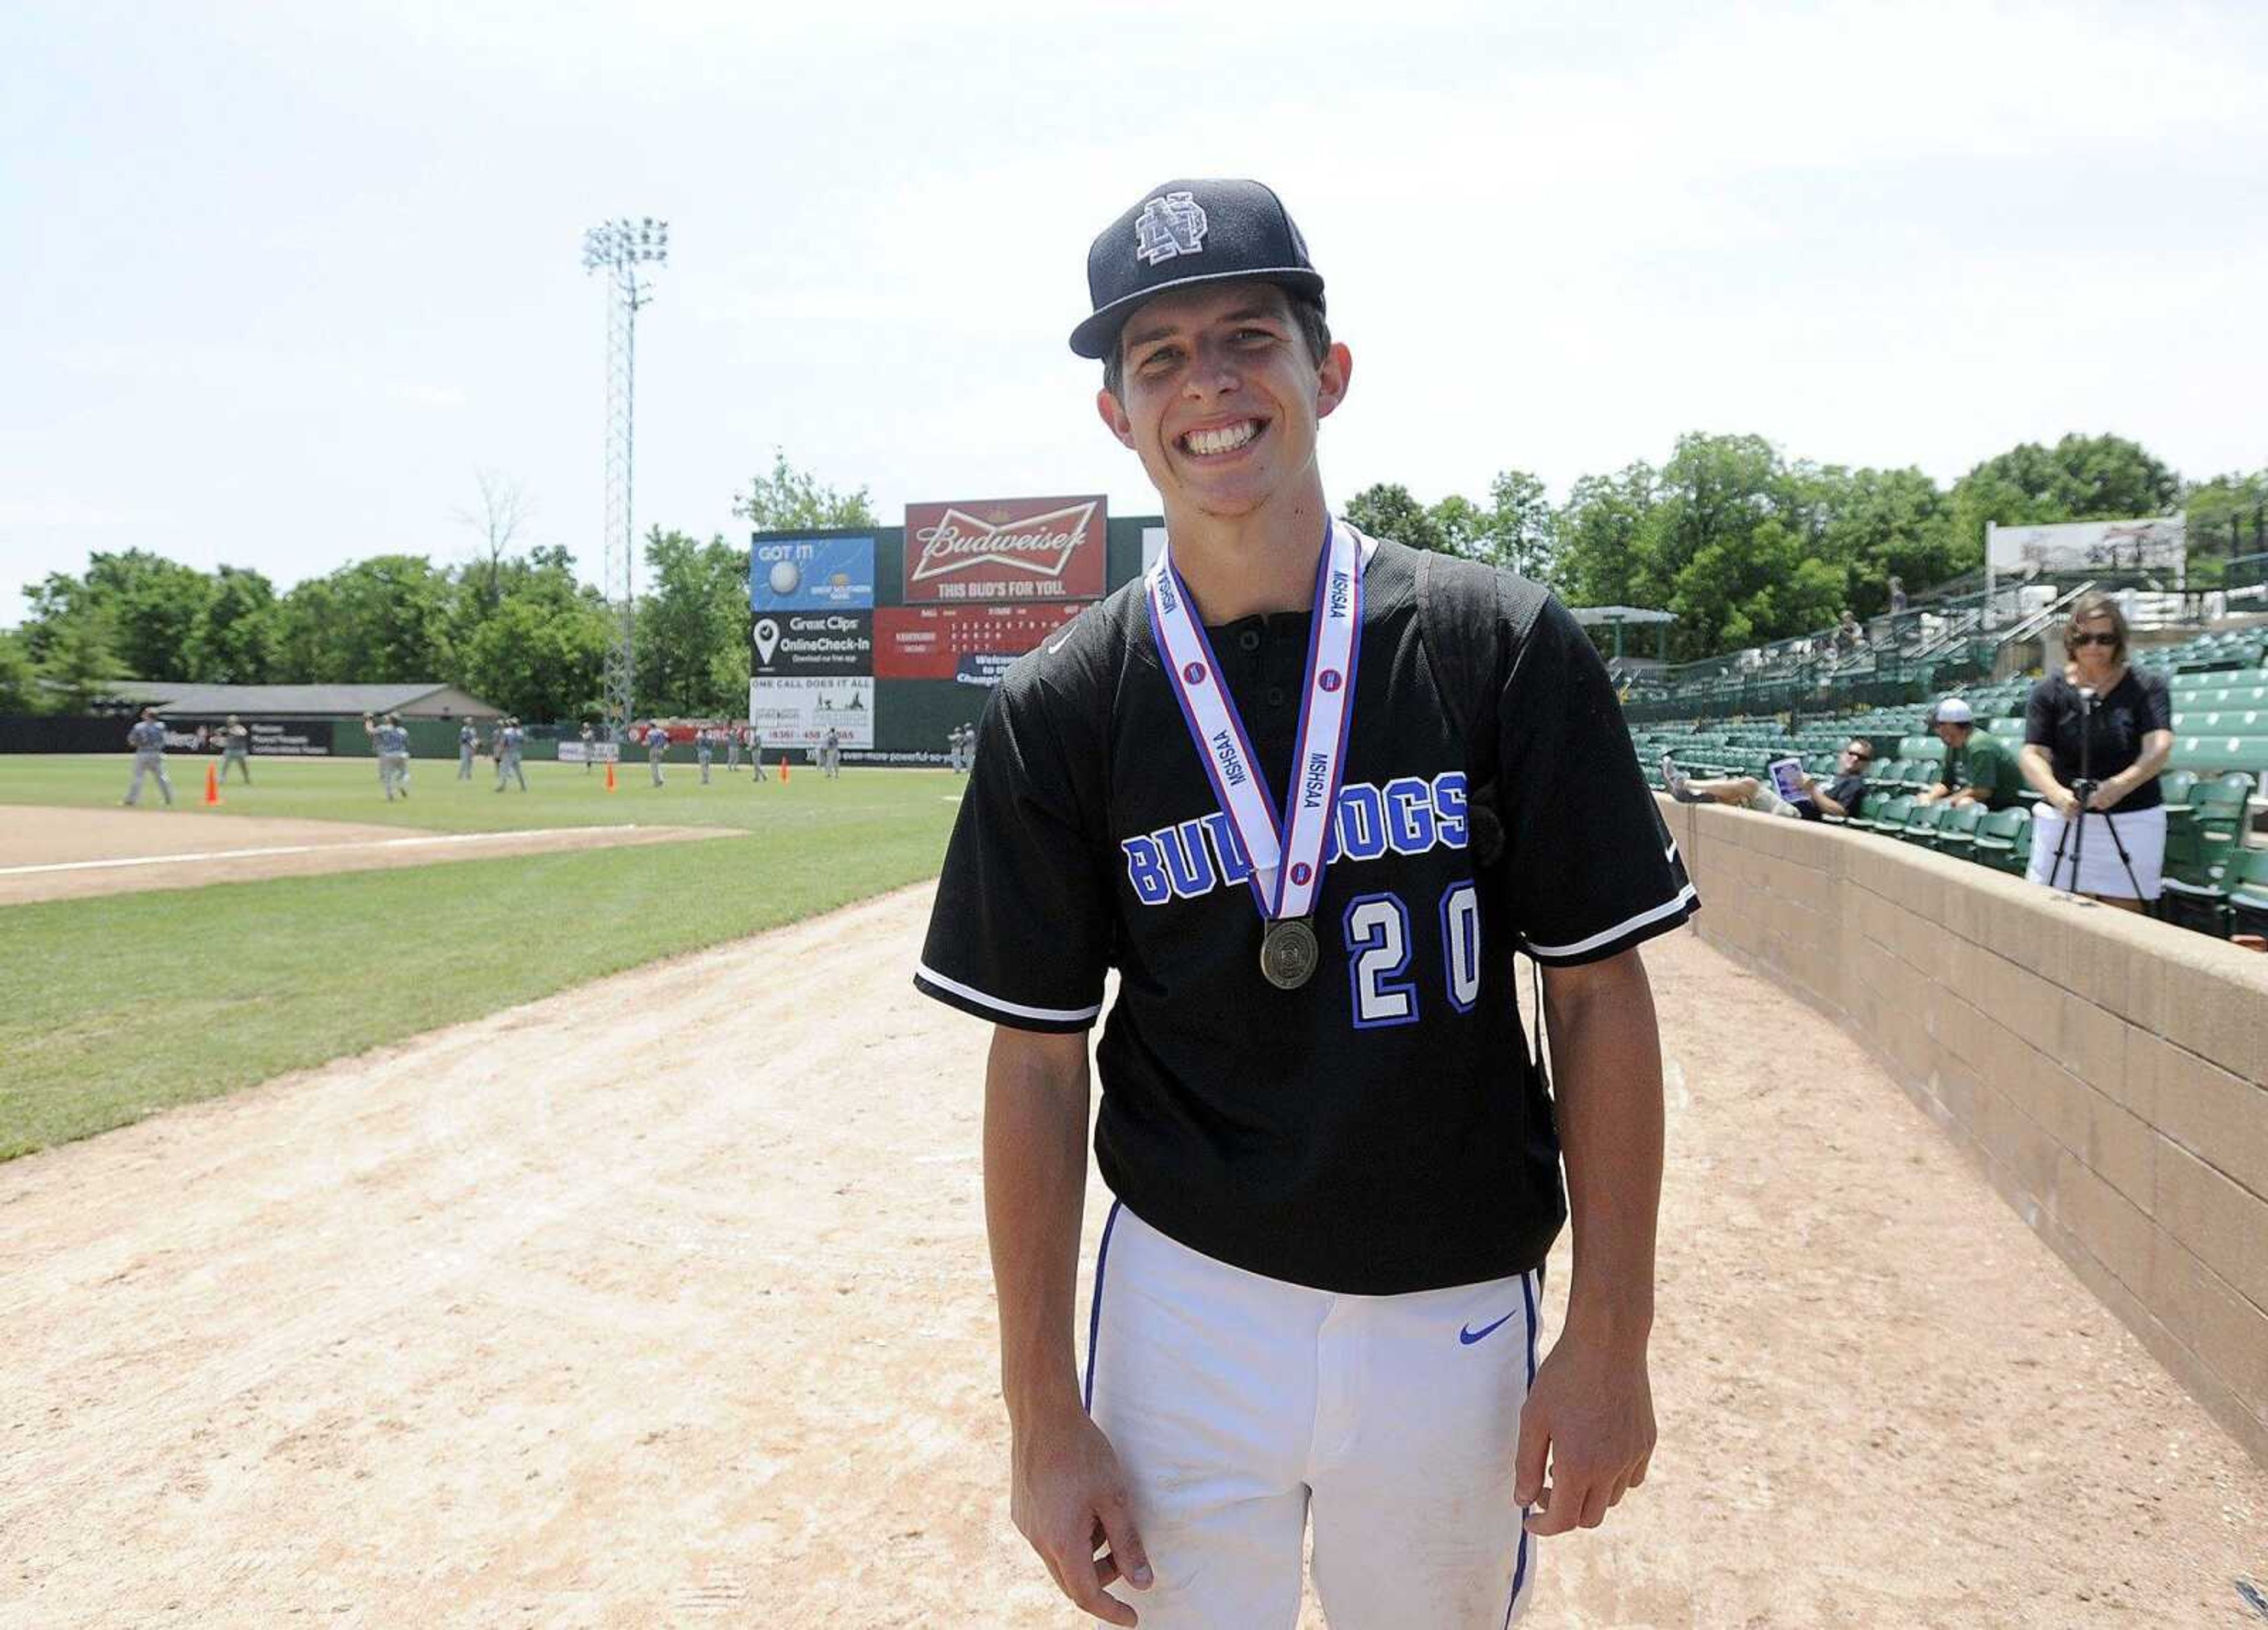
top-left (983, 1029), bottom-right (1094, 1429)
top-left (1540, 950), bottom-right (1663, 1350)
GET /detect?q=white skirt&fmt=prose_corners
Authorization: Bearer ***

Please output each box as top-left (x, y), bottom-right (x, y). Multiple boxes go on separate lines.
top-left (2025, 803), bottom-right (2166, 899)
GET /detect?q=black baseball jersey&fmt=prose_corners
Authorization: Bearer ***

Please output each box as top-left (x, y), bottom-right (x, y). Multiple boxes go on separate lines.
top-left (914, 537), bottom-right (1696, 1293)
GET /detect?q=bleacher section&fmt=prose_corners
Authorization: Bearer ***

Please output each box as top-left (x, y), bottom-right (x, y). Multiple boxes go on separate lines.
top-left (1632, 663), bottom-right (2267, 943)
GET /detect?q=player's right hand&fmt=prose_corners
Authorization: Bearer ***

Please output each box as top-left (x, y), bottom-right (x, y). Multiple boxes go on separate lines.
top-left (1009, 1408), bottom-right (1152, 1625)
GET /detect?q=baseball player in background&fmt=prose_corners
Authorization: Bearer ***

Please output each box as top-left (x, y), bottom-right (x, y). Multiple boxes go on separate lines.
top-left (494, 716), bottom-right (528, 791)
top-left (580, 721), bottom-right (597, 772)
top-left (365, 712), bottom-right (412, 801)
top-left (914, 178), bottom-right (1694, 1628)
top-left (122, 707), bottom-right (174, 807)
top-left (458, 721), bottom-right (478, 780)
top-left (647, 721), bottom-right (670, 787)
top-left (218, 714), bottom-right (253, 784)
top-left (748, 725), bottom-right (766, 783)
top-left (698, 725), bottom-right (715, 784)
top-left (819, 725), bottom-right (842, 779)
top-left (726, 723), bottom-right (742, 772)
top-left (959, 721), bottom-right (976, 774)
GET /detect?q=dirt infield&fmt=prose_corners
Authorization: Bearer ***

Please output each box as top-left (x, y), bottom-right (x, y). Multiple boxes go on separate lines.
top-left (0, 805), bottom-right (733, 905)
top-left (1, 887), bottom-right (2260, 1629)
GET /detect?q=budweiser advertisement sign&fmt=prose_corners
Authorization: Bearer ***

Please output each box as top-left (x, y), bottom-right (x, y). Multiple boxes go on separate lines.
top-left (901, 495), bottom-right (1106, 604)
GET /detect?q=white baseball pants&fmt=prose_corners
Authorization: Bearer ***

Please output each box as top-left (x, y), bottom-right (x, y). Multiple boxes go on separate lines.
top-left (1085, 1202), bottom-right (1542, 1629)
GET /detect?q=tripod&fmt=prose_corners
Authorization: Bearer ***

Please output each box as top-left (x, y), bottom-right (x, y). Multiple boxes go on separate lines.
top-left (2045, 688), bottom-right (2148, 905)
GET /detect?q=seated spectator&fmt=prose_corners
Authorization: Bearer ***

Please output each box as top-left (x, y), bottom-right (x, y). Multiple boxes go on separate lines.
top-left (2018, 594), bottom-right (2174, 912)
top-left (1888, 575), bottom-right (1908, 616)
top-left (1915, 698), bottom-right (2023, 810)
top-left (1834, 609), bottom-right (1863, 656)
top-left (1660, 741), bottom-right (1870, 822)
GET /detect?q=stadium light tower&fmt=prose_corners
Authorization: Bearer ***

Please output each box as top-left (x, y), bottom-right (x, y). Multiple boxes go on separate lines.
top-left (581, 216), bottom-right (670, 739)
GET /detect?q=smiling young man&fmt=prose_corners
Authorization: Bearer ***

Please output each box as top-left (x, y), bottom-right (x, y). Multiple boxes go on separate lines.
top-left (914, 178), bottom-right (1696, 1627)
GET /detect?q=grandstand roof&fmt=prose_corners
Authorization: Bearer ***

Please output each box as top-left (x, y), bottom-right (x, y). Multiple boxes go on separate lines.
top-left (118, 683), bottom-right (502, 718)
top-left (1571, 605), bottom-right (1677, 625)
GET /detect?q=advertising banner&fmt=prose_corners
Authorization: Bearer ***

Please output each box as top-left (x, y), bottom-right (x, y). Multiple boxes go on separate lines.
top-left (243, 720), bottom-right (334, 757)
top-left (875, 603), bottom-right (1084, 685)
top-left (749, 676), bottom-right (875, 748)
top-left (751, 609), bottom-right (874, 677)
top-left (556, 741), bottom-right (622, 764)
top-left (1986, 516), bottom-right (2186, 576)
top-left (902, 495), bottom-right (1106, 603)
top-left (751, 535), bottom-right (876, 611)
top-left (176, 718), bottom-right (335, 756)
top-left (0, 715), bottom-right (335, 755)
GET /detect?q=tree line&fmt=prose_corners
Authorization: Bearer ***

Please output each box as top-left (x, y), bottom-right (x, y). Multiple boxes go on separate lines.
top-left (1345, 433), bottom-right (2264, 664)
top-left (6, 436), bottom-right (2260, 716)
top-left (0, 455), bottom-right (875, 722)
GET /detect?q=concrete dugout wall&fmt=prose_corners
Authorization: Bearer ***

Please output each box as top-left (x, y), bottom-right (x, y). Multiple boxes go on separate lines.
top-left (1657, 797), bottom-right (2268, 1465)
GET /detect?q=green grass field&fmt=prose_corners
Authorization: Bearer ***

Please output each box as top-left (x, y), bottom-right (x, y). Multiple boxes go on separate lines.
top-left (0, 749), bottom-right (921, 834)
top-left (0, 755), bottom-right (964, 1161)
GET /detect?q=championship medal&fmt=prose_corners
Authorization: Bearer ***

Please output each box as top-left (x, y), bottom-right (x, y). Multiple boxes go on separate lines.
top-left (1259, 917), bottom-right (1321, 990)
top-left (1147, 520), bottom-right (1370, 990)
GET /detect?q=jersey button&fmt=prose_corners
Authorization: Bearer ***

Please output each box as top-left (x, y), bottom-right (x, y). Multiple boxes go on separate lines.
top-left (1266, 686), bottom-right (1286, 707)
top-left (1238, 628), bottom-right (1262, 653)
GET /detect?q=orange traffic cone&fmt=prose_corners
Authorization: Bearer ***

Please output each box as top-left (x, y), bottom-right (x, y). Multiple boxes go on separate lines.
top-left (605, 759), bottom-right (617, 793)
top-left (779, 755), bottom-right (790, 784)
top-left (204, 762), bottom-right (221, 806)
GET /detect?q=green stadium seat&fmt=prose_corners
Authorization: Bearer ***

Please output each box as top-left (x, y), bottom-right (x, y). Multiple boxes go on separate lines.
top-left (2230, 848), bottom-right (2268, 940)
top-left (2159, 769), bottom-right (2199, 809)
top-left (2171, 736), bottom-right (2268, 778)
top-left (1973, 807), bottom-right (2031, 874)
top-left (1900, 802), bottom-right (1948, 845)
top-left (1866, 794), bottom-right (1915, 836)
top-left (1935, 803), bottom-right (1987, 855)
top-left (2159, 830), bottom-right (2257, 936)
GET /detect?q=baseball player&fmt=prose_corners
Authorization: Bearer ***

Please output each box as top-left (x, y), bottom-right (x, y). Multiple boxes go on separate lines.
top-left (580, 721), bottom-right (597, 773)
top-left (819, 725), bottom-right (842, 779)
top-left (726, 723), bottom-right (742, 772)
top-left (944, 724), bottom-right (963, 772)
top-left (914, 178), bottom-right (1695, 1628)
top-left (121, 707), bottom-right (174, 807)
top-left (697, 725), bottom-right (715, 784)
top-left (958, 720), bottom-right (976, 774)
top-left (458, 721), bottom-right (478, 780)
top-left (494, 716), bottom-right (528, 791)
top-left (747, 725), bottom-right (766, 783)
top-left (647, 721), bottom-right (670, 786)
top-left (218, 714), bottom-right (253, 784)
top-left (364, 712), bottom-right (412, 800)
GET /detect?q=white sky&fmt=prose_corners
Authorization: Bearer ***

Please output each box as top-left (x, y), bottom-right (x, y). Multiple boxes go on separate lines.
top-left (4, 0), bottom-right (2264, 628)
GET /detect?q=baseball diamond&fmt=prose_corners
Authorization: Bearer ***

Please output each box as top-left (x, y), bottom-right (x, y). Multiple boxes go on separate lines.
top-left (0, 881), bottom-right (2261, 1625)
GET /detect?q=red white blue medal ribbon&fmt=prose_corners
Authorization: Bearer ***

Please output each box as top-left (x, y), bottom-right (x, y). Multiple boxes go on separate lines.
top-left (1145, 517), bottom-right (1370, 922)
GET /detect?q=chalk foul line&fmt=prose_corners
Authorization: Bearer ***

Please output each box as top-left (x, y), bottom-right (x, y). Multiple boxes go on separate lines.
top-left (0, 826), bottom-right (653, 878)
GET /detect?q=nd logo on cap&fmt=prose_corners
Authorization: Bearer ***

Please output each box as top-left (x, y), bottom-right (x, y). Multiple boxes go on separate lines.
top-left (1135, 192), bottom-right (1207, 265)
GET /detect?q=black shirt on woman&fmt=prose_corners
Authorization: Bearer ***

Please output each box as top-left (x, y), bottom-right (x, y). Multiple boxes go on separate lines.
top-left (2022, 667), bottom-right (2173, 814)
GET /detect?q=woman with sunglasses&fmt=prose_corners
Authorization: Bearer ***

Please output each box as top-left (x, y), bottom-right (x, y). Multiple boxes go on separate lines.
top-left (2018, 594), bottom-right (2174, 910)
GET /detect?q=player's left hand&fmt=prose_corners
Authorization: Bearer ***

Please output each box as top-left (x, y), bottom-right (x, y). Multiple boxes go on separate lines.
top-left (1513, 1327), bottom-right (1655, 1536)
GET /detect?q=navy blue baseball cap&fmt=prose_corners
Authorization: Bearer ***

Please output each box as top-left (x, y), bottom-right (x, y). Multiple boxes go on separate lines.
top-left (1070, 178), bottom-right (1326, 360)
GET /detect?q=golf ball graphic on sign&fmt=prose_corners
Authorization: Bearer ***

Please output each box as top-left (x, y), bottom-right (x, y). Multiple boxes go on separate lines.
top-left (768, 560), bottom-right (802, 598)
